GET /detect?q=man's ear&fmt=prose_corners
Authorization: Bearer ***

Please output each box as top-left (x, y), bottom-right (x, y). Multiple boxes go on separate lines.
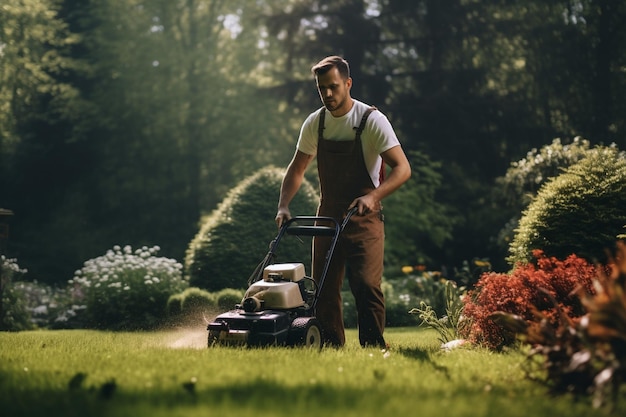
top-left (346, 77), bottom-right (353, 89)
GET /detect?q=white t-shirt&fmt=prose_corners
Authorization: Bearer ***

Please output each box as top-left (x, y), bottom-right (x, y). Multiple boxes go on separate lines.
top-left (296, 99), bottom-right (401, 187)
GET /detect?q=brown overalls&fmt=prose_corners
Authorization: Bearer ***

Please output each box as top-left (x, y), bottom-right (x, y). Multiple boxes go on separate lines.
top-left (312, 106), bottom-right (386, 348)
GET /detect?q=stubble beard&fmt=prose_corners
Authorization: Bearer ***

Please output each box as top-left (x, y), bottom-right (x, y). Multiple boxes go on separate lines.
top-left (324, 97), bottom-right (345, 112)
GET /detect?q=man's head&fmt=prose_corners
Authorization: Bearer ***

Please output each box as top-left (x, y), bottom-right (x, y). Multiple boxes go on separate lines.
top-left (312, 56), bottom-right (353, 116)
top-left (311, 55), bottom-right (350, 80)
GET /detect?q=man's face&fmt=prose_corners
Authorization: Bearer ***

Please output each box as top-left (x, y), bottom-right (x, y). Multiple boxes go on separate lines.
top-left (315, 67), bottom-right (352, 116)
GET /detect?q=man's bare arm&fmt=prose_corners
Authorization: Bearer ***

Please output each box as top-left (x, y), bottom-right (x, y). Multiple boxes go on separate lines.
top-left (276, 150), bottom-right (314, 227)
top-left (350, 145), bottom-right (411, 214)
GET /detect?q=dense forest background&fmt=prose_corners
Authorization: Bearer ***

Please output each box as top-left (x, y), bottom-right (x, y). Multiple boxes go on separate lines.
top-left (1, 0), bottom-right (624, 285)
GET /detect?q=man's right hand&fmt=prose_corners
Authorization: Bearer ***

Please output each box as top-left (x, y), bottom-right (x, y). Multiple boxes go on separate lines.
top-left (275, 207), bottom-right (292, 229)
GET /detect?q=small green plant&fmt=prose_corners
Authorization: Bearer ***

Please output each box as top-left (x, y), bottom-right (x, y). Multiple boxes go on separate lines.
top-left (70, 245), bottom-right (188, 329)
top-left (409, 280), bottom-right (466, 344)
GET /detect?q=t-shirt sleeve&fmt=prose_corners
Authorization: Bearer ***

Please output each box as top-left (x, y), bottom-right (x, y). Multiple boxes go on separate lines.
top-left (366, 110), bottom-right (401, 154)
top-left (296, 112), bottom-right (319, 156)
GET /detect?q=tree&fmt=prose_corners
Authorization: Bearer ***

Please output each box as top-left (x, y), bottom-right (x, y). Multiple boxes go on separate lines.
top-left (3, 0), bottom-right (304, 283)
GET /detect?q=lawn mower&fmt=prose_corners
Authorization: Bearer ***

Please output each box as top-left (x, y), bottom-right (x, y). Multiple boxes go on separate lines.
top-left (207, 207), bottom-right (357, 349)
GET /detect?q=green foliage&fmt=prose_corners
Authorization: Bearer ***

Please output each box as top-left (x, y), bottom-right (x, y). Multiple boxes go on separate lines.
top-left (409, 280), bottom-right (466, 345)
top-left (0, 256), bottom-right (32, 331)
top-left (340, 281), bottom-right (421, 329)
top-left (353, 271), bottom-right (457, 328)
top-left (11, 280), bottom-right (86, 329)
top-left (494, 138), bottom-right (596, 252)
top-left (0, 0), bottom-right (85, 147)
top-left (3, 0), bottom-right (626, 288)
top-left (496, 137), bottom-right (593, 209)
top-left (186, 166), bottom-right (318, 291)
top-left (70, 245), bottom-right (188, 330)
top-left (461, 251), bottom-right (597, 350)
top-left (165, 293), bottom-right (184, 317)
top-left (215, 288), bottom-right (245, 311)
top-left (508, 145), bottom-right (626, 265)
top-left (1, 256), bottom-right (88, 330)
top-left (383, 151), bottom-right (457, 267)
top-left (179, 287), bottom-right (216, 314)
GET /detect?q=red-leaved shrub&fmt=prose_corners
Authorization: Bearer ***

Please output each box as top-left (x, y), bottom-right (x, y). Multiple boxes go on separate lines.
top-left (460, 250), bottom-right (597, 350)
top-left (489, 241), bottom-right (626, 408)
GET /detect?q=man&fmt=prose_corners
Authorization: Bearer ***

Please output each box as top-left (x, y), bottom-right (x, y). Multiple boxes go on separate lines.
top-left (275, 56), bottom-right (411, 348)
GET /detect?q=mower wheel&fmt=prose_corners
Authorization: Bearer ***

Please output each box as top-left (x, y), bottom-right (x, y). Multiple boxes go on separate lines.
top-left (287, 317), bottom-right (322, 349)
top-left (208, 330), bottom-right (220, 347)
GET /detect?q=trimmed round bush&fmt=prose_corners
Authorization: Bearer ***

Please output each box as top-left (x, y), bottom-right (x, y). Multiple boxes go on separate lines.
top-left (166, 293), bottom-right (184, 317)
top-left (180, 287), bottom-right (216, 313)
top-left (508, 146), bottom-right (626, 265)
top-left (215, 288), bottom-right (244, 311)
top-left (70, 245), bottom-right (188, 329)
top-left (186, 166), bottom-right (319, 291)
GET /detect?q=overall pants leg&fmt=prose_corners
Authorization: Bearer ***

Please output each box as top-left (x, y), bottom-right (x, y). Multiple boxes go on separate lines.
top-left (313, 108), bottom-right (387, 348)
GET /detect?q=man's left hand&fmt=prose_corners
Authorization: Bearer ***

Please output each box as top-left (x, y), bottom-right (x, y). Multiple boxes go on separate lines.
top-left (349, 194), bottom-right (379, 215)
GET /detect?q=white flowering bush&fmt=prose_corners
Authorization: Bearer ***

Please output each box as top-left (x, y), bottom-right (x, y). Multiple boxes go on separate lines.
top-left (11, 280), bottom-right (86, 329)
top-left (70, 245), bottom-right (188, 329)
top-left (1, 255), bottom-right (31, 331)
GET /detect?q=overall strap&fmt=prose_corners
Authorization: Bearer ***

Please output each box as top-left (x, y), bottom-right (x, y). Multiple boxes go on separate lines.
top-left (354, 106), bottom-right (377, 140)
top-left (354, 107), bottom-right (385, 184)
top-left (317, 107), bottom-right (326, 142)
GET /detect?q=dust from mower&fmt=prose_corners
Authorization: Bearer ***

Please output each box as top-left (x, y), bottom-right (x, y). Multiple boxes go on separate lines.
top-left (166, 328), bottom-right (207, 349)
top-left (162, 310), bottom-right (219, 349)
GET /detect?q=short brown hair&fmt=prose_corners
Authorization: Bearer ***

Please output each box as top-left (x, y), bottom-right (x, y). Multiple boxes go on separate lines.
top-left (311, 56), bottom-right (350, 79)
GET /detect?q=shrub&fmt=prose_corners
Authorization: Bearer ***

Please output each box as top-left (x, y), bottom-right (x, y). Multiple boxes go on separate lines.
top-left (496, 137), bottom-right (593, 209)
top-left (460, 250), bottom-right (597, 350)
top-left (12, 280), bottom-right (86, 329)
top-left (508, 145), bottom-right (626, 265)
top-left (491, 240), bottom-right (626, 409)
top-left (166, 293), bottom-right (184, 317)
top-left (0, 256), bottom-right (32, 331)
top-left (186, 166), bottom-right (318, 291)
top-left (180, 287), bottom-right (216, 314)
top-left (70, 245), bottom-right (187, 330)
top-left (215, 288), bottom-right (244, 311)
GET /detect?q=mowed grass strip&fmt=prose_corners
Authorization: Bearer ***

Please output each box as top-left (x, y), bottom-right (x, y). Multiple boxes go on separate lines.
top-left (0, 327), bottom-right (620, 417)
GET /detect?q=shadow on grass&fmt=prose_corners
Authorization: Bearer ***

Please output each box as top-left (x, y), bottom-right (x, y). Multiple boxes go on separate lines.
top-left (0, 377), bottom-right (379, 417)
top-left (397, 346), bottom-right (450, 379)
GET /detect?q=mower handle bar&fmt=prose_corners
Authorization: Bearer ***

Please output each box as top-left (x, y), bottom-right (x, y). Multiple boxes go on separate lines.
top-left (248, 207), bottom-right (358, 290)
top-left (272, 206), bottom-right (359, 312)
top-left (281, 206), bottom-right (358, 238)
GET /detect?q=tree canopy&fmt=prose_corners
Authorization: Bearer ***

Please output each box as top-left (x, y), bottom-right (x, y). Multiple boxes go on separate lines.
top-left (1, 0), bottom-right (624, 282)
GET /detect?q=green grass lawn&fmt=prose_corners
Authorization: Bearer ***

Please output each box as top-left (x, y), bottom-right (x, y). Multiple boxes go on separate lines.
top-left (0, 327), bottom-right (622, 417)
